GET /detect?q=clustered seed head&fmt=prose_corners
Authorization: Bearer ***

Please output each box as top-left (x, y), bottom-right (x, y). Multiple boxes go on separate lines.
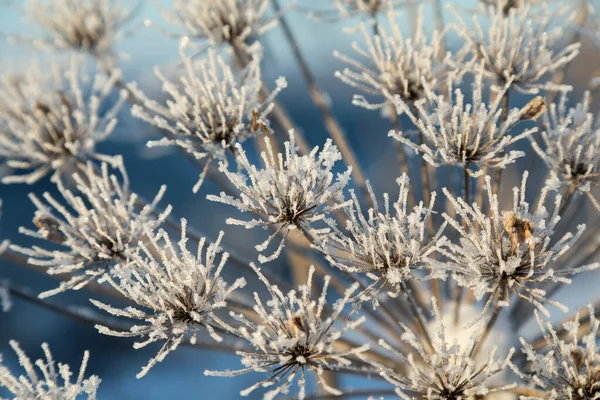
top-left (130, 43), bottom-right (286, 193)
top-left (391, 65), bottom-right (542, 176)
top-left (11, 161), bottom-right (171, 298)
top-left (0, 56), bottom-right (126, 184)
top-left (0, 340), bottom-right (100, 399)
top-left (206, 265), bottom-right (367, 400)
top-left (441, 172), bottom-right (598, 315)
top-left (13, 0), bottom-right (135, 61)
top-left (532, 91), bottom-right (600, 196)
top-left (207, 132), bottom-right (352, 263)
top-left (370, 299), bottom-right (517, 400)
top-left (455, 2), bottom-right (580, 93)
top-left (335, 8), bottom-right (467, 114)
top-left (91, 224), bottom-right (245, 379)
top-left (150, 0), bottom-right (276, 49)
top-left (320, 173), bottom-right (446, 299)
top-left (520, 306), bottom-right (600, 399)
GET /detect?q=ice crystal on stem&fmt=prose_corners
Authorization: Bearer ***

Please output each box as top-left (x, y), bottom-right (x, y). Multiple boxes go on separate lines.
top-left (455, 2), bottom-right (580, 93)
top-left (207, 133), bottom-right (352, 263)
top-left (0, 340), bottom-right (100, 399)
top-left (91, 222), bottom-right (245, 378)
top-left (206, 265), bottom-right (367, 399)
top-left (130, 42), bottom-right (286, 193)
top-left (531, 91), bottom-right (600, 211)
top-left (10, 0), bottom-right (135, 63)
top-left (369, 298), bottom-right (517, 399)
top-left (320, 173), bottom-right (446, 299)
top-left (0, 57), bottom-right (126, 184)
top-left (390, 65), bottom-right (542, 176)
top-left (334, 8), bottom-right (466, 113)
top-left (11, 162), bottom-right (171, 298)
top-left (442, 172), bottom-right (599, 315)
top-left (520, 306), bottom-right (600, 400)
top-left (149, 0), bottom-right (278, 50)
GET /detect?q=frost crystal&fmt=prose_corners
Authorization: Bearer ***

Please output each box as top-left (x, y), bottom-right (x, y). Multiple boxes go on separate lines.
top-left (0, 340), bottom-right (100, 399)
top-left (11, 0), bottom-right (135, 61)
top-left (91, 223), bottom-right (245, 378)
top-left (442, 172), bottom-right (598, 314)
top-left (320, 173), bottom-right (446, 297)
top-left (207, 133), bottom-right (352, 263)
top-left (206, 265), bottom-right (367, 399)
top-left (0, 57), bottom-right (125, 184)
top-left (150, 0), bottom-right (277, 49)
top-left (531, 91), bottom-right (600, 201)
top-left (11, 162), bottom-right (171, 298)
top-left (334, 8), bottom-right (465, 112)
top-left (371, 299), bottom-right (516, 399)
top-left (455, 2), bottom-right (580, 93)
top-left (130, 44), bottom-right (286, 193)
top-left (520, 306), bottom-right (600, 400)
top-left (390, 65), bottom-right (541, 176)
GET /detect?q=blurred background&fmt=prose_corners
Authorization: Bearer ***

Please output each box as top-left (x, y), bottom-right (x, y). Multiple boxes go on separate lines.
top-left (1, 0), bottom-right (599, 398)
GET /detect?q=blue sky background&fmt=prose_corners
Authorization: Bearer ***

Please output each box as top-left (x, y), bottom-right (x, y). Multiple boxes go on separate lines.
top-left (1, 1), bottom-right (598, 399)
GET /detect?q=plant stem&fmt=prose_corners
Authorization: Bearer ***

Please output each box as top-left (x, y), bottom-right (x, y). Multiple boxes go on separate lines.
top-left (272, 0), bottom-right (372, 208)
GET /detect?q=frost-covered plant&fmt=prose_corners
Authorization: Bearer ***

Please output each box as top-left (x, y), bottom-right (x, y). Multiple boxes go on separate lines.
top-left (442, 172), bottom-right (598, 315)
top-left (206, 265), bottom-right (367, 399)
top-left (10, 0), bottom-right (135, 62)
top-left (149, 0), bottom-right (278, 50)
top-left (531, 91), bottom-right (600, 212)
top-left (319, 173), bottom-right (446, 298)
top-left (0, 57), bottom-right (125, 184)
top-left (130, 42), bottom-right (286, 192)
top-left (10, 161), bottom-right (171, 298)
top-left (91, 223), bottom-right (245, 378)
top-left (0, 340), bottom-right (100, 399)
top-left (335, 8), bottom-right (465, 113)
top-left (369, 298), bottom-right (517, 399)
top-left (520, 306), bottom-right (600, 400)
top-left (390, 65), bottom-right (544, 176)
top-left (455, 2), bottom-right (580, 93)
top-left (207, 133), bottom-right (352, 263)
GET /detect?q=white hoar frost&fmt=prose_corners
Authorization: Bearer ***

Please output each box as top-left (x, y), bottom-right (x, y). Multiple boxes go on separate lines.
top-left (0, 340), bottom-right (100, 400)
top-left (520, 306), bottom-right (600, 399)
top-left (205, 265), bottom-right (367, 400)
top-left (207, 133), bottom-right (352, 263)
top-left (320, 173), bottom-right (446, 299)
top-left (11, 162), bottom-right (171, 298)
top-left (0, 57), bottom-right (126, 184)
top-left (369, 299), bottom-right (517, 399)
top-left (130, 43), bottom-right (286, 193)
top-left (442, 172), bottom-right (599, 316)
top-left (390, 65), bottom-right (544, 176)
top-left (91, 224), bottom-right (245, 378)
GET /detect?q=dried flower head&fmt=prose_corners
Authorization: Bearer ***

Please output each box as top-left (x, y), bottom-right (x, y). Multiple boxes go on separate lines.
top-left (0, 340), bottom-right (100, 399)
top-left (207, 133), bottom-right (352, 263)
top-left (442, 172), bottom-right (598, 315)
top-left (148, 0), bottom-right (278, 49)
top-left (320, 173), bottom-right (446, 298)
top-left (454, 2), bottom-right (580, 93)
top-left (334, 8), bottom-right (466, 113)
top-left (91, 223), bottom-right (245, 378)
top-left (130, 42), bottom-right (286, 193)
top-left (370, 298), bottom-right (517, 399)
top-left (390, 65), bottom-right (541, 176)
top-left (10, 0), bottom-right (136, 62)
top-left (520, 306), bottom-right (600, 400)
top-left (0, 57), bottom-right (125, 184)
top-left (531, 91), bottom-right (600, 210)
top-left (205, 265), bottom-right (367, 399)
top-left (11, 162), bottom-right (171, 298)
